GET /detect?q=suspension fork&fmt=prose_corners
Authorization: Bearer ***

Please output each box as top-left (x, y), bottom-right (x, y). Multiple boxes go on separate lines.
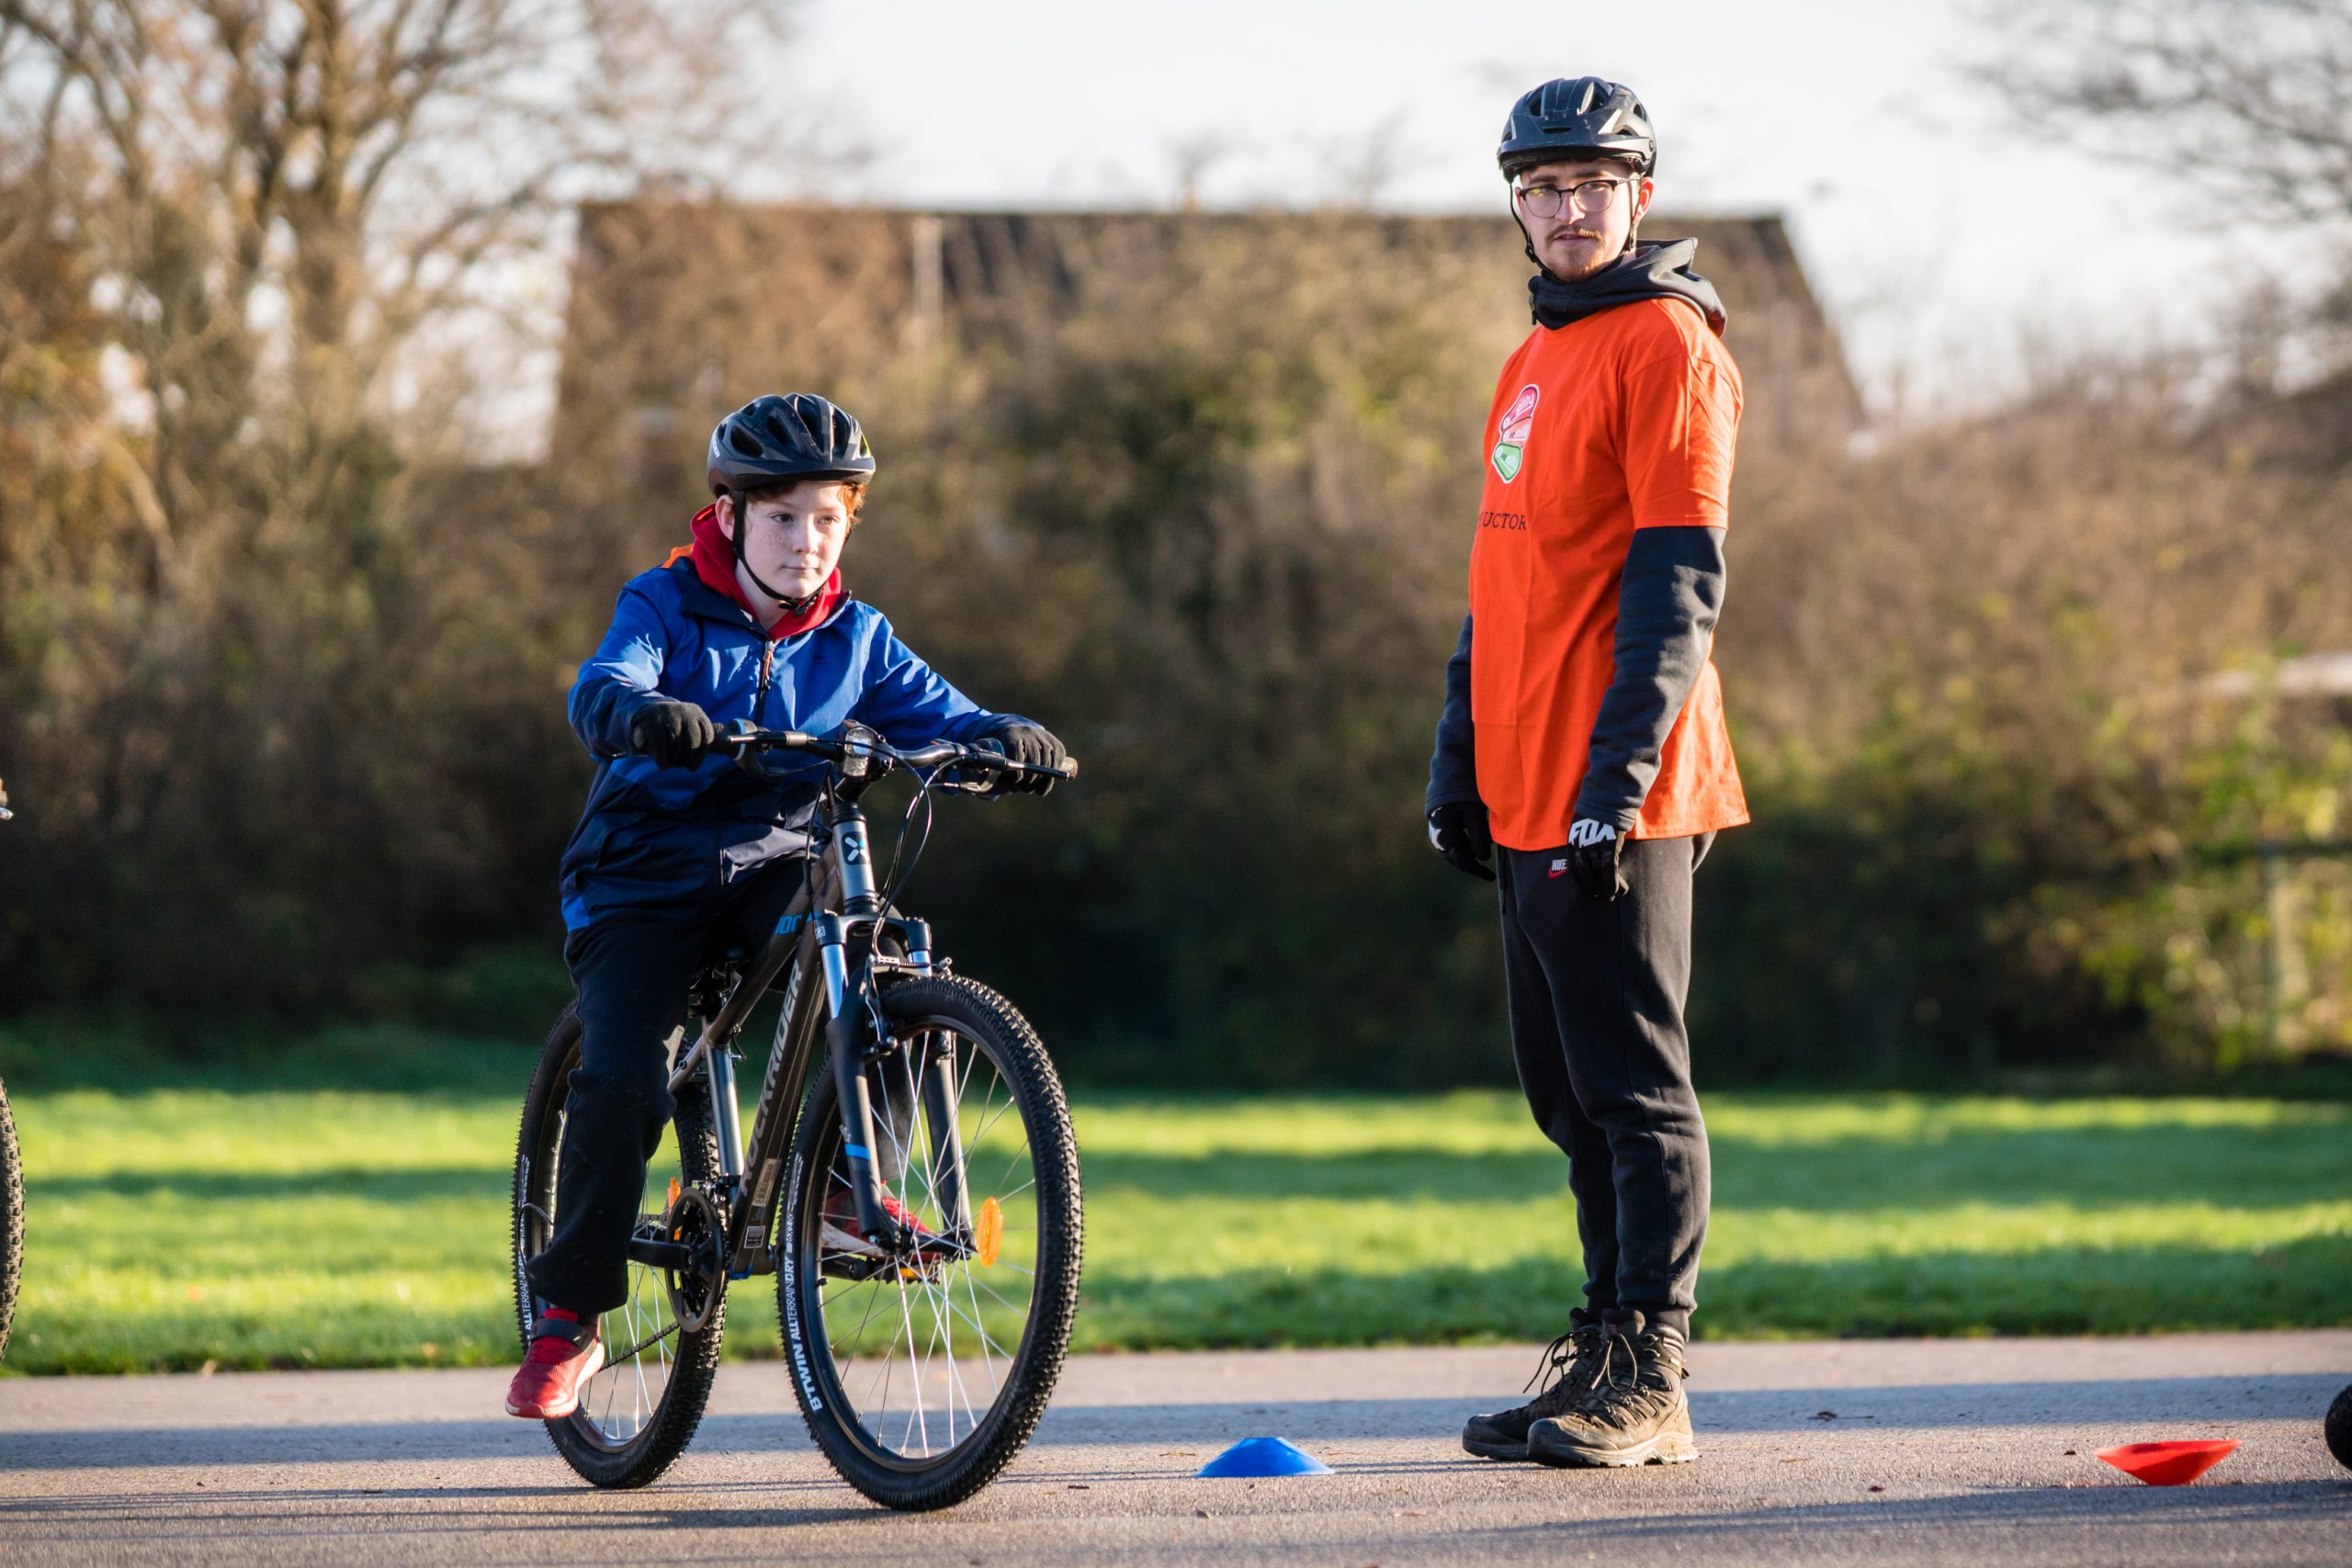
top-left (813, 790), bottom-right (899, 1250)
top-left (820, 909), bottom-right (925, 1255)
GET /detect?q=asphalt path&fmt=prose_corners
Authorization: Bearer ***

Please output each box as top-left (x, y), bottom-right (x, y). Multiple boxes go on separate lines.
top-left (4, 1333), bottom-right (2348, 1566)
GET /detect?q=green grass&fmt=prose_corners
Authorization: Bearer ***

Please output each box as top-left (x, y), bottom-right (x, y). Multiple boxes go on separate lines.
top-left (6, 1054), bottom-right (2348, 1372)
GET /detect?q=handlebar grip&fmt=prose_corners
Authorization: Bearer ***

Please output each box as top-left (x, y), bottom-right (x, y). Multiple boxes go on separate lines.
top-left (969, 746), bottom-right (1079, 782)
top-left (717, 727), bottom-right (815, 750)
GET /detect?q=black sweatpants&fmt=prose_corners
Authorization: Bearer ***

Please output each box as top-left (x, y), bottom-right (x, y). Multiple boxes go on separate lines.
top-left (1498, 832), bottom-right (1713, 1338)
top-left (524, 858), bottom-right (810, 1317)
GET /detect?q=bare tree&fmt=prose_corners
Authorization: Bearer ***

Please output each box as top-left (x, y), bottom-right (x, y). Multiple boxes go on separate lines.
top-left (0, 0), bottom-right (798, 1013)
top-left (0, 1), bottom-right (794, 498)
top-left (1983, 0), bottom-right (2352, 230)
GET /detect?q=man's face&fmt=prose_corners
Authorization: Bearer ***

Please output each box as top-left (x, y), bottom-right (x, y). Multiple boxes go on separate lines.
top-left (721, 480), bottom-right (854, 604)
top-left (1513, 157), bottom-right (1654, 282)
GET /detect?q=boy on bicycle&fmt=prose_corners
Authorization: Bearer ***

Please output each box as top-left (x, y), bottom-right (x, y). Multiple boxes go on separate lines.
top-left (508, 393), bottom-right (1066, 1419)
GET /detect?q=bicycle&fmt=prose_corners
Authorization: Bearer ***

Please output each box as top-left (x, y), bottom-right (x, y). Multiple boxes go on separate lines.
top-left (0, 780), bottom-right (19, 1363)
top-left (511, 722), bottom-right (1082, 1508)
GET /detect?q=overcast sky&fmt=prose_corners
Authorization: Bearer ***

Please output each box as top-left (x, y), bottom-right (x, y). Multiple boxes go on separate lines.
top-left (747, 0), bottom-right (2301, 412)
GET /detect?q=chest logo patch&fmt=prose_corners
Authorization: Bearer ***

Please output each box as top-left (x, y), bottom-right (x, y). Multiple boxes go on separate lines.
top-left (1491, 383), bottom-right (1540, 483)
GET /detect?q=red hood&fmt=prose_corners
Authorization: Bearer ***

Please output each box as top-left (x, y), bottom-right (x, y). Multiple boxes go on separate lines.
top-left (665, 503), bottom-right (845, 639)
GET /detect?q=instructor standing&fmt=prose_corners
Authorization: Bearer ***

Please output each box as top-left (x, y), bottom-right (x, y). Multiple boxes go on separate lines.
top-left (1427, 76), bottom-right (1747, 1470)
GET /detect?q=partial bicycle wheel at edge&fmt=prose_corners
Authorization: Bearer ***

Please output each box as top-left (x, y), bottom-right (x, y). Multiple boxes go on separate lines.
top-left (777, 975), bottom-right (1083, 1511)
top-left (513, 1003), bottom-right (725, 1488)
top-left (0, 1080), bottom-right (20, 1363)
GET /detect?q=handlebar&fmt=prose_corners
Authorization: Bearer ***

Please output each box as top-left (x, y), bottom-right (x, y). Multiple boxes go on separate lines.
top-left (716, 723), bottom-right (1079, 784)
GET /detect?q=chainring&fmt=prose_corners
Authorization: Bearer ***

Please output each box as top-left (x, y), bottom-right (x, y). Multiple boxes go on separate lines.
top-left (662, 1185), bottom-right (728, 1334)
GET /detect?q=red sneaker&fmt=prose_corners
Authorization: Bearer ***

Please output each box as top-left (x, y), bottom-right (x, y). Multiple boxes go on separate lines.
top-left (504, 1308), bottom-right (605, 1419)
top-left (820, 1187), bottom-right (956, 1261)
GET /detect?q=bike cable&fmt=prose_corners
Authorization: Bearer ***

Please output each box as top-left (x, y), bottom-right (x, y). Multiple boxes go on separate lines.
top-left (873, 763), bottom-right (942, 921)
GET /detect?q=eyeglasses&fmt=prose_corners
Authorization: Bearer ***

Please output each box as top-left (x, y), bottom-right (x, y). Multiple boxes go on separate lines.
top-left (1514, 176), bottom-right (1634, 219)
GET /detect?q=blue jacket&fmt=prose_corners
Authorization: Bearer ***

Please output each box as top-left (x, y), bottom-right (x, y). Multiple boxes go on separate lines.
top-left (560, 558), bottom-right (1010, 929)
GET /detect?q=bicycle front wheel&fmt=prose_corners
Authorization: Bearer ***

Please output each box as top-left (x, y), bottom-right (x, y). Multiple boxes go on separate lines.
top-left (777, 975), bottom-right (1083, 1510)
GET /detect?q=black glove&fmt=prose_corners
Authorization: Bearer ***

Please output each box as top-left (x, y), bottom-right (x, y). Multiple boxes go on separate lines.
top-left (1566, 817), bottom-right (1628, 901)
top-left (628, 699), bottom-right (718, 769)
top-left (977, 719), bottom-right (1066, 795)
top-left (1427, 801), bottom-right (1495, 882)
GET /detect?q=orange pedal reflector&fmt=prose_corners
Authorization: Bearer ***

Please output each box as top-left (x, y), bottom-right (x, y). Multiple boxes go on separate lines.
top-left (976, 1196), bottom-right (1004, 1267)
top-left (666, 1179), bottom-right (681, 1212)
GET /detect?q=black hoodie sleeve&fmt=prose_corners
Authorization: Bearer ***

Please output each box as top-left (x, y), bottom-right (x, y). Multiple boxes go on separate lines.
top-left (1574, 525), bottom-right (1726, 829)
top-left (1425, 613), bottom-right (1479, 814)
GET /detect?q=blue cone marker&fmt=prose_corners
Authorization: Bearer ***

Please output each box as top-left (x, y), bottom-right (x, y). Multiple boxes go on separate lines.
top-left (1196, 1437), bottom-right (1333, 1478)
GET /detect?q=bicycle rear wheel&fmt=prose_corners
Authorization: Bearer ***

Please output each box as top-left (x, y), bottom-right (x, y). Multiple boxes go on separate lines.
top-left (0, 1079), bottom-right (19, 1363)
top-left (776, 975), bottom-right (1083, 1510)
top-left (513, 1003), bottom-right (726, 1488)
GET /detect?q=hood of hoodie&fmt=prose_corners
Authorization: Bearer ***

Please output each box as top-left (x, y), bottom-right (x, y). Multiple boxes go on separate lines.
top-left (665, 503), bottom-right (846, 640)
top-left (1528, 239), bottom-right (1727, 336)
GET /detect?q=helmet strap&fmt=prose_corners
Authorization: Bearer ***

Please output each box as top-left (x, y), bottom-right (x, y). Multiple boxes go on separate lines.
top-left (726, 488), bottom-right (823, 619)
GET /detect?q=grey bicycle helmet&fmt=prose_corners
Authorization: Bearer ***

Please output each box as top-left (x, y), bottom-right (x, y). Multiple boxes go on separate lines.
top-left (1497, 76), bottom-right (1656, 179)
top-left (706, 393), bottom-right (874, 610)
top-left (707, 393), bottom-right (876, 494)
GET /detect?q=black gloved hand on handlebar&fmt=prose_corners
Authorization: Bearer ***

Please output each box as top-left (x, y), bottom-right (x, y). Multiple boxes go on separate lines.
top-left (628, 699), bottom-right (718, 769)
top-left (975, 717), bottom-right (1066, 796)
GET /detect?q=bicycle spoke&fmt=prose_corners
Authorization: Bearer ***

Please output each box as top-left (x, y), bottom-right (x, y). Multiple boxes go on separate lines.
top-left (838, 1274), bottom-right (888, 1356)
top-left (973, 1275), bottom-right (1028, 1314)
top-left (895, 1272), bottom-right (930, 1454)
top-left (959, 1265), bottom-right (1002, 1385)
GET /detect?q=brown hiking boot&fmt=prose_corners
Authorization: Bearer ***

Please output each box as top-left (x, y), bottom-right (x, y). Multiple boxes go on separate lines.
top-left (1462, 1324), bottom-right (1609, 1460)
top-left (1526, 1316), bottom-right (1697, 1468)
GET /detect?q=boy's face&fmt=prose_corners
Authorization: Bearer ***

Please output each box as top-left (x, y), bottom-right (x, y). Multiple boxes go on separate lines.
top-left (720, 480), bottom-right (855, 604)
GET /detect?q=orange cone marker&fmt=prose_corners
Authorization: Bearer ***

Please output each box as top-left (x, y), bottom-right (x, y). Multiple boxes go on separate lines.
top-left (2095, 1440), bottom-right (2238, 1486)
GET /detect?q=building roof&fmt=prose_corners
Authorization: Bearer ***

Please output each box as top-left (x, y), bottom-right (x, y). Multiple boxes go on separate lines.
top-left (555, 202), bottom-right (1861, 492)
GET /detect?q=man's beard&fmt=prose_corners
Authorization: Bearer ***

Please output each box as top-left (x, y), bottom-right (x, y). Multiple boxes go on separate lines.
top-left (1548, 234), bottom-right (1613, 280)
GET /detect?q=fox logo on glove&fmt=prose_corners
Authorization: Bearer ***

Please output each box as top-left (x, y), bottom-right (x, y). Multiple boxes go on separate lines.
top-left (1567, 818), bottom-right (1618, 849)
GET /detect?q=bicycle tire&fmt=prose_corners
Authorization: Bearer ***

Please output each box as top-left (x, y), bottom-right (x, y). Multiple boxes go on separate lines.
top-left (512, 1002), bottom-right (727, 1488)
top-left (776, 975), bottom-right (1083, 1510)
top-left (0, 1079), bottom-right (19, 1363)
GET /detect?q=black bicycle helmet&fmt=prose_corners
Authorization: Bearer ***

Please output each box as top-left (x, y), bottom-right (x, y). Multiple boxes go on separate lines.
top-left (707, 392), bottom-right (876, 494)
top-left (1497, 76), bottom-right (1656, 179)
top-left (706, 393), bottom-right (875, 611)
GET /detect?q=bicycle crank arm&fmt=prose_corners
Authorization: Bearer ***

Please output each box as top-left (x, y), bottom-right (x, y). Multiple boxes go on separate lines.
top-left (624, 1235), bottom-right (697, 1270)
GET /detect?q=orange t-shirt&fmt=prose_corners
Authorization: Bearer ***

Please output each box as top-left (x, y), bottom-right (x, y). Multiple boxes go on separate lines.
top-left (1468, 297), bottom-right (1749, 852)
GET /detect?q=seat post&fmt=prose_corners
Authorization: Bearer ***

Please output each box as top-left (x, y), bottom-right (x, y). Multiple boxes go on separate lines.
top-left (707, 1047), bottom-right (745, 1179)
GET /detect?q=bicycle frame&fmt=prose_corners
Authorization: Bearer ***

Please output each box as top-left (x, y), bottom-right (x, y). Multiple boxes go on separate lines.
top-left (635, 768), bottom-right (953, 1284)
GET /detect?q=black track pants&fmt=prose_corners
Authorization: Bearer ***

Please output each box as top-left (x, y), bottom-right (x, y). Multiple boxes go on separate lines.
top-left (1497, 832), bottom-right (1713, 1337)
top-left (524, 862), bottom-right (808, 1317)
